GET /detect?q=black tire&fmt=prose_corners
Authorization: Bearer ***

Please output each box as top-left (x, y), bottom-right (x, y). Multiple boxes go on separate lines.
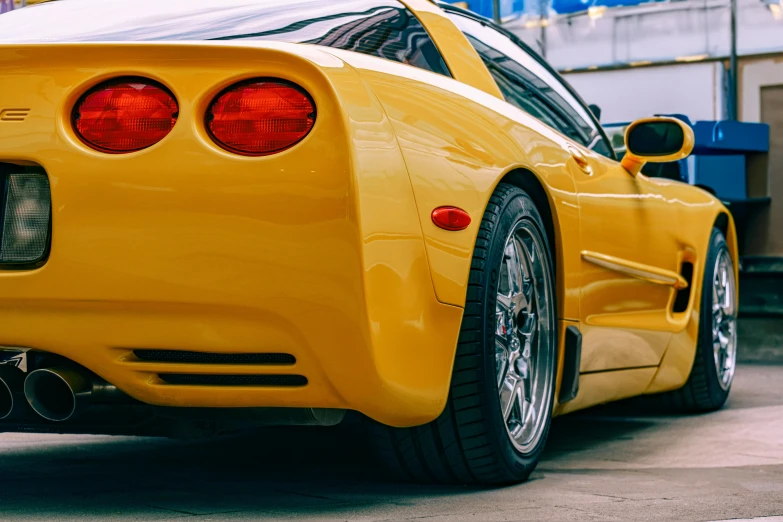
top-left (659, 228), bottom-right (737, 412)
top-left (366, 183), bottom-right (558, 485)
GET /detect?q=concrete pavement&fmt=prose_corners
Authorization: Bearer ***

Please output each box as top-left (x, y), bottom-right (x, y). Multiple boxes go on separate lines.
top-left (0, 364), bottom-right (782, 521)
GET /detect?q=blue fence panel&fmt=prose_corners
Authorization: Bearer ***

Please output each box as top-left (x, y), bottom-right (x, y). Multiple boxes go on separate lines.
top-left (551, 0), bottom-right (592, 14)
top-left (458, 0), bottom-right (668, 16)
top-left (0, 0), bottom-right (15, 15)
top-left (459, 0), bottom-right (524, 18)
top-left (461, 0), bottom-right (494, 18)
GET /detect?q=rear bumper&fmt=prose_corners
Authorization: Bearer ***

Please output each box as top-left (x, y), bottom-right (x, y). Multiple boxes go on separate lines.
top-left (0, 43), bottom-right (466, 428)
top-left (0, 155), bottom-right (465, 427)
top-left (1, 297), bottom-right (462, 427)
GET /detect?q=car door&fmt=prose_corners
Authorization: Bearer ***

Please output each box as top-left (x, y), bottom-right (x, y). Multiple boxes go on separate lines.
top-left (572, 152), bottom-right (682, 372)
top-left (444, 9), bottom-right (681, 373)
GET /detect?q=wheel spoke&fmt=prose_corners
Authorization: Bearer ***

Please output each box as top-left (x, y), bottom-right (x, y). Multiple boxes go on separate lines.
top-left (499, 238), bottom-right (533, 316)
top-left (718, 329), bottom-right (730, 349)
top-left (496, 293), bottom-right (513, 316)
top-left (519, 313), bottom-right (536, 359)
top-left (499, 372), bottom-right (520, 421)
top-left (514, 236), bottom-right (536, 313)
top-left (521, 367), bottom-right (532, 408)
top-left (509, 285), bottom-right (532, 317)
top-left (524, 402), bottom-right (537, 433)
top-left (722, 293), bottom-right (734, 317)
top-left (504, 240), bottom-right (523, 299)
top-left (520, 234), bottom-right (536, 266)
top-left (495, 337), bottom-right (509, 386)
top-left (509, 419), bottom-right (524, 440)
top-left (720, 265), bottom-right (734, 316)
top-left (514, 385), bottom-right (525, 424)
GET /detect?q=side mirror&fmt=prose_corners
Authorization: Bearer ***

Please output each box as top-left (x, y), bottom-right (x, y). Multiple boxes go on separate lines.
top-left (621, 117), bottom-right (694, 176)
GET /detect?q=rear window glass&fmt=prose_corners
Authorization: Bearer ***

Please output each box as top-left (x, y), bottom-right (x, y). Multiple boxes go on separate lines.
top-left (0, 0), bottom-right (451, 77)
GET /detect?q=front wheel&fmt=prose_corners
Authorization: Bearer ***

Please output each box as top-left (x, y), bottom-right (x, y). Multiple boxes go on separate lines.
top-left (367, 183), bottom-right (558, 485)
top-left (666, 227), bottom-right (738, 412)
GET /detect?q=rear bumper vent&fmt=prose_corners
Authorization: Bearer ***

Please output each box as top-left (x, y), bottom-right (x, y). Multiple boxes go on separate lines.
top-left (134, 350), bottom-right (295, 365)
top-left (159, 374), bottom-right (307, 387)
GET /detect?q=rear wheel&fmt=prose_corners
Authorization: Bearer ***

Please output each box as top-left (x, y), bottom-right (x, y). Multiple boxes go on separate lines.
top-left (367, 183), bottom-right (557, 485)
top-left (663, 228), bottom-right (737, 411)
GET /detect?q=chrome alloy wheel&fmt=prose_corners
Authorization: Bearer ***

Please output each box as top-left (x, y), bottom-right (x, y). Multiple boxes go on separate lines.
top-left (712, 248), bottom-right (737, 391)
top-left (495, 220), bottom-right (555, 454)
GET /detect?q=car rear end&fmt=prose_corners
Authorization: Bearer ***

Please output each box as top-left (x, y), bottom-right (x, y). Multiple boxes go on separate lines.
top-left (0, 40), bottom-right (464, 430)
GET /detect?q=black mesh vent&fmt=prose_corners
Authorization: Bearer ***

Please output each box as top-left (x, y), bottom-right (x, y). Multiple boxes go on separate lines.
top-left (134, 350), bottom-right (295, 365)
top-left (673, 262), bottom-right (695, 313)
top-left (0, 165), bottom-right (52, 269)
top-left (159, 374), bottom-right (307, 387)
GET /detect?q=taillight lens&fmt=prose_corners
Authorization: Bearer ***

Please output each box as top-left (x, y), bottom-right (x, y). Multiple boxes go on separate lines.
top-left (73, 78), bottom-right (178, 153)
top-left (206, 79), bottom-right (316, 156)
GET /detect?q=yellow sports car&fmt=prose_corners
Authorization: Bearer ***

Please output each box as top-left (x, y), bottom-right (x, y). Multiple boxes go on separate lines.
top-left (0, 0), bottom-right (738, 484)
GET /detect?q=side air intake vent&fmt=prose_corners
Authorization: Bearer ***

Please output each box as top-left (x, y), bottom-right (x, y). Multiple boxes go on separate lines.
top-left (673, 262), bottom-right (695, 313)
top-left (159, 374), bottom-right (307, 387)
top-left (134, 350), bottom-right (295, 365)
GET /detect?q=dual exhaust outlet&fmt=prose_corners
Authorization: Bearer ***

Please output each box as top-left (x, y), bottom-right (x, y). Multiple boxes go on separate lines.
top-left (0, 364), bottom-right (345, 428)
top-left (0, 365), bottom-right (126, 422)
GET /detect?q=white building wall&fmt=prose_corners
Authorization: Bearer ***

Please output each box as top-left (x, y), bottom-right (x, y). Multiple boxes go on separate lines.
top-left (564, 62), bottom-right (725, 123)
top-left (507, 0), bottom-right (783, 71)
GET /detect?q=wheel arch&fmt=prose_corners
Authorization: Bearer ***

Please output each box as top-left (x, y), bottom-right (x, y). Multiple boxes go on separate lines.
top-left (714, 210), bottom-right (740, 300)
top-left (496, 167), bottom-right (577, 323)
top-left (714, 211), bottom-right (729, 237)
top-left (500, 169), bottom-right (557, 269)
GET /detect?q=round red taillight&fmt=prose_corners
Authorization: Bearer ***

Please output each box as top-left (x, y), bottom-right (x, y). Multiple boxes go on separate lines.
top-left (432, 207), bottom-right (472, 231)
top-left (206, 79), bottom-right (316, 156)
top-left (73, 78), bottom-right (178, 154)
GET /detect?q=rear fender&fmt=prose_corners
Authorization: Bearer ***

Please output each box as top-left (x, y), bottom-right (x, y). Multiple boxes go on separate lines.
top-left (326, 49), bottom-right (583, 322)
top-left (0, 42), bottom-right (462, 426)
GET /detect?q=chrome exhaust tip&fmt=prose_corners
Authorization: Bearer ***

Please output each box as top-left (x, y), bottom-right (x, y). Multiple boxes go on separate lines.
top-left (0, 366), bottom-right (25, 421)
top-left (24, 367), bottom-right (91, 422)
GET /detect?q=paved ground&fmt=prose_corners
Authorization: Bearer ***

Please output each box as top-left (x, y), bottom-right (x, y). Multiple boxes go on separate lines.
top-left (1, 364), bottom-right (782, 521)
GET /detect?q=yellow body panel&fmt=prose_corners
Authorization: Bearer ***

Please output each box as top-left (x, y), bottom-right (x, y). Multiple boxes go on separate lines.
top-left (0, 43), bottom-right (464, 427)
top-left (399, 0), bottom-right (504, 99)
top-left (0, 1), bottom-right (738, 426)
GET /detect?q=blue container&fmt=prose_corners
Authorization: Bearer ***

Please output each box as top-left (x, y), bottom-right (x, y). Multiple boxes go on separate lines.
top-left (693, 155), bottom-right (748, 200)
top-left (691, 120), bottom-right (770, 155)
top-left (0, 0), bottom-right (15, 15)
top-left (460, 0), bottom-right (525, 18)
